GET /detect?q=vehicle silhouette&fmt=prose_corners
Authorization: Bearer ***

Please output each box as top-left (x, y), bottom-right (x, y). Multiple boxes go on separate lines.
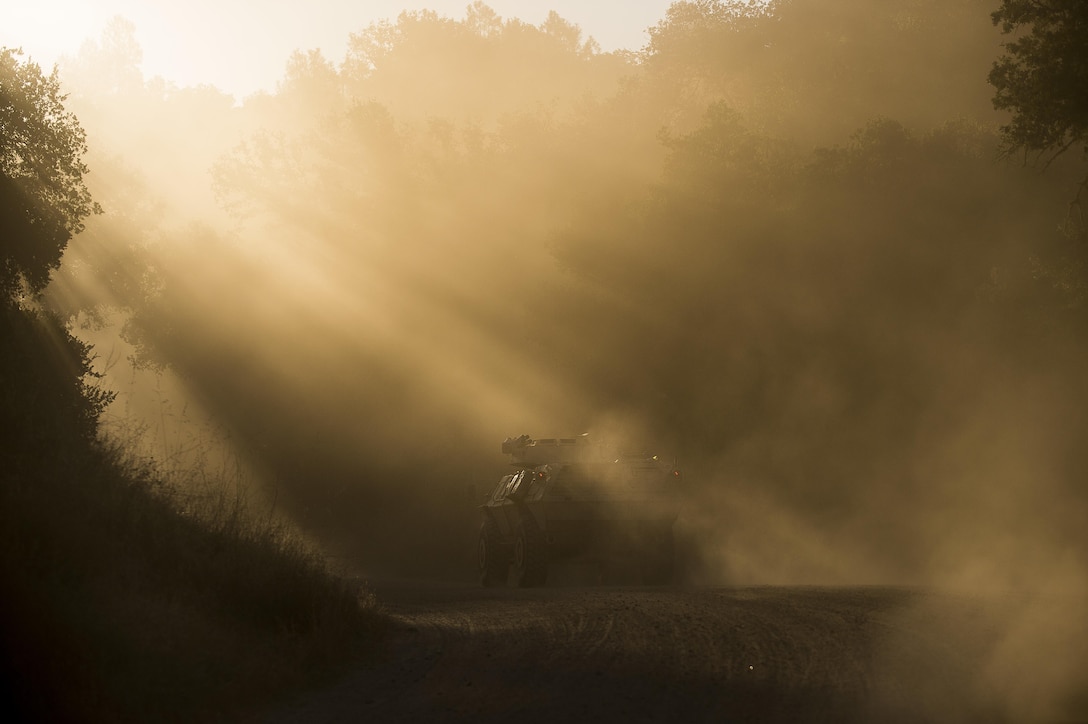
top-left (477, 435), bottom-right (681, 587)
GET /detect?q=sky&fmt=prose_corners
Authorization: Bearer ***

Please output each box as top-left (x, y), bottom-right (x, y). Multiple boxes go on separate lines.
top-left (2, 0), bottom-right (675, 99)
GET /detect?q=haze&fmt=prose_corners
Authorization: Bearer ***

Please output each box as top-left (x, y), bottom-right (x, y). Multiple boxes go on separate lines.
top-left (4, 0), bottom-right (674, 98)
top-left (8, 1), bottom-right (1086, 717)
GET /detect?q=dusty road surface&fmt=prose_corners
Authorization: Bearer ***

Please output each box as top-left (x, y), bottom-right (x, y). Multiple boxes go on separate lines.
top-left (264, 582), bottom-right (1087, 723)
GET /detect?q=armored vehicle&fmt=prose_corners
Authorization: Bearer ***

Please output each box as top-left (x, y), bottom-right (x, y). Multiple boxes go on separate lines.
top-left (477, 434), bottom-right (681, 587)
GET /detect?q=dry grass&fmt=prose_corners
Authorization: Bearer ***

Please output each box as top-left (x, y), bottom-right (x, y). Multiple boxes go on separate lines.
top-left (1, 419), bottom-right (389, 723)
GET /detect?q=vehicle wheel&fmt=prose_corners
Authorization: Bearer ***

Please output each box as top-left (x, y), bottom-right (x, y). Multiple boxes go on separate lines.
top-left (478, 518), bottom-right (509, 587)
top-left (641, 527), bottom-right (674, 585)
top-left (511, 509), bottom-right (548, 588)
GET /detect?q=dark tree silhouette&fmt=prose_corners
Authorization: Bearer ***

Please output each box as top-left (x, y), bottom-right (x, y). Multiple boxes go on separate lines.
top-left (990, 0), bottom-right (1088, 164)
top-left (1, 47), bottom-right (99, 300)
top-left (1, 47), bottom-right (110, 460)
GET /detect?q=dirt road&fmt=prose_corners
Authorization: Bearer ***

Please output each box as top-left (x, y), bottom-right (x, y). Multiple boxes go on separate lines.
top-left (264, 582), bottom-right (1086, 723)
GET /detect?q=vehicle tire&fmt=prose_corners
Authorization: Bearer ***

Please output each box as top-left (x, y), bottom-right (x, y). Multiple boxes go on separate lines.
top-left (478, 518), bottom-right (509, 587)
top-left (511, 509), bottom-right (548, 588)
top-left (641, 526), bottom-right (675, 585)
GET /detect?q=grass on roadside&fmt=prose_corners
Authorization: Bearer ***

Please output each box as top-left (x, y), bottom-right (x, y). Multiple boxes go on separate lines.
top-left (2, 433), bottom-right (390, 723)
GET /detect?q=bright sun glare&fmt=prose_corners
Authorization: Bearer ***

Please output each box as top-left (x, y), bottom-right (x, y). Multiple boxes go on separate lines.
top-left (3, 0), bottom-right (673, 99)
top-left (4, 3), bottom-right (99, 60)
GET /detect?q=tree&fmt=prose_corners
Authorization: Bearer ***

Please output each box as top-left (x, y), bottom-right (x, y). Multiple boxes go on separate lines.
top-left (1, 48), bottom-right (99, 300)
top-left (0, 49), bottom-right (112, 468)
top-left (61, 16), bottom-right (144, 98)
top-left (1, 48), bottom-right (109, 465)
top-left (990, 0), bottom-right (1088, 295)
top-left (642, 0), bottom-right (1003, 144)
top-left (989, 0), bottom-right (1088, 164)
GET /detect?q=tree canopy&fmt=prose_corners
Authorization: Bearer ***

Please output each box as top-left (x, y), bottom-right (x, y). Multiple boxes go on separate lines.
top-left (990, 0), bottom-right (1088, 163)
top-left (37, 1), bottom-right (1088, 595)
top-left (0, 48), bottom-right (98, 300)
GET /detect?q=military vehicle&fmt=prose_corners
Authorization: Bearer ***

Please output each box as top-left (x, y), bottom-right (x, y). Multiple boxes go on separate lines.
top-left (477, 434), bottom-right (681, 587)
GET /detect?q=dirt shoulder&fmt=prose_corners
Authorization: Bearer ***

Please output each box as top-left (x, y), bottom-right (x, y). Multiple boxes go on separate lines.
top-left (262, 582), bottom-right (1088, 724)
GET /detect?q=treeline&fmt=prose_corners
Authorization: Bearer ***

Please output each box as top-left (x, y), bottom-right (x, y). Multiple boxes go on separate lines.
top-left (44, 0), bottom-right (1088, 583)
top-left (0, 49), bottom-right (386, 723)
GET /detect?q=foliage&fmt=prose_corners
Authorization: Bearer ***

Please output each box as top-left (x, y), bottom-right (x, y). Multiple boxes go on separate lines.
top-left (60, 16), bottom-right (145, 97)
top-left (642, 0), bottom-right (1003, 142)
top-left (552, 111), bottom-right (1071, 457)
top-left (0, 305), bottom-right (114, 467)
top-left (338, 5), bottom-right (626, 126)
top-left (0, 40), bottom-right (388, 723)
top-left (1, 47), bottom-right (100, 299)
top-left (990, 0), bottom-right (1088, 163)
top-left (50, 0), bottom-right (1088, 592)
top-left (1, 45), bottom-right (113, 472)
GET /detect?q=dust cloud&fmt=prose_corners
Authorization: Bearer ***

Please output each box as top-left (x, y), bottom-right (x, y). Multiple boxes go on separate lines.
top-left (35, 1), bottom-right (1087, 717)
